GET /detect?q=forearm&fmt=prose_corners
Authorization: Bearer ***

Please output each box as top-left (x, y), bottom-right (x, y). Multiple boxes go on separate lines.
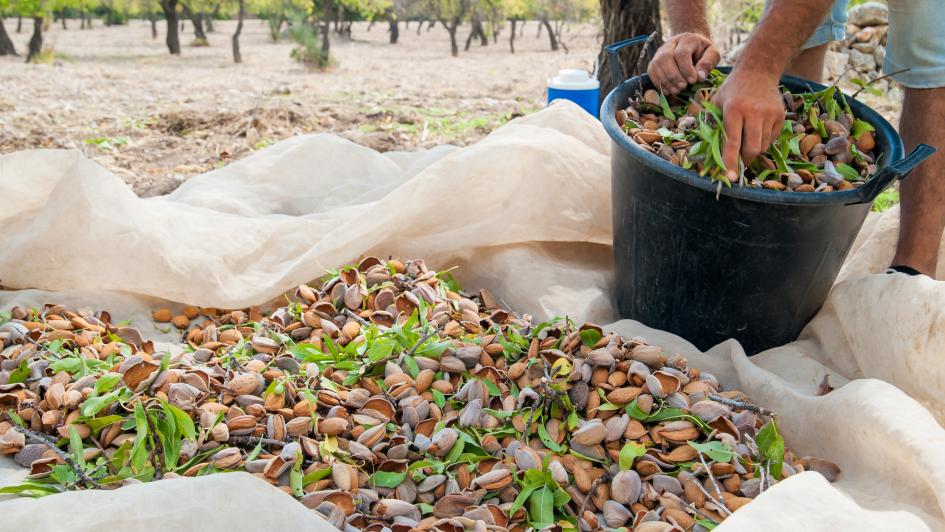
top-left (665, 0), bottom-right (710, 37)
top-left (736, 0), bottom-right (834, 80)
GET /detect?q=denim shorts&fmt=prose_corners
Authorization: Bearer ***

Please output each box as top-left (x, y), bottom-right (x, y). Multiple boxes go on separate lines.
top-left (766, 0), bottom-right (945, 88)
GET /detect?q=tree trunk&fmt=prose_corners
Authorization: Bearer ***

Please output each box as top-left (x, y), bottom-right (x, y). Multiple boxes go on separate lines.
top-left (161, 0), bottom-right (181, 54)
top-left (61, 16), bottom-right (67, 30)
top-left (491, 19), bottom-right (497, 44)
top-left (17, 15), bottom-right (22, 33)
top-left (464, 22), bottom-right (474, 51)
top-left (367, 20), bottom-right (375, 31)
top-left (80, 13), bottom-right (86, 29)
top-left (427, 20), bottom-right (435, 31)
top-left (181, 4), bottom-right (207, 42)
top-left (508, 19), bottom-right (515, 54)
top-left (540, 17), bottom-right (556, 50)
top-left (404, 21), bottom-right (408, 29)
top-left (149, 10), bottom-right (158, 39)
top-left (536, 19), bottom-right (541, 38)
top-left (232, 0), bottom-right (244, 62)
top-left (416, 19), bottom-right (423, 35)
top-left (86, 14), bottom-right (92, 28)
top-left (445, 23), bottom-right (458, 57)
top-left (267, 14), bottom-right (283, 41)
top-left (478, 20), bottom-right (487, 46)
top-left (26, 16), bottom-right (42, 63)
top-left (208, 4), bottom-right (220, 31)
top-left (598, 0), bottom-right (661, 101)
top-left (0, 18), bottom-right (17, 56)
top-left (320, 0), bottom-right (331, 64)
top-left (519, 20), bottom-right (524, 36)
top-left (388, 17), bottom-right (398, 44)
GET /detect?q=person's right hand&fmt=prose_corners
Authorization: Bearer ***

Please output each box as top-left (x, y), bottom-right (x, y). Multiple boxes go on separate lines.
top-left (647, 33), bottom-right (721, 95)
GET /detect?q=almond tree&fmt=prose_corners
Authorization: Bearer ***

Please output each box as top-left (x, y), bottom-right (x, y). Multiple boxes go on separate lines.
top-left (428, 0), bottom-right (468, 57)
top-left (0, 0), bottom-right (17, 55)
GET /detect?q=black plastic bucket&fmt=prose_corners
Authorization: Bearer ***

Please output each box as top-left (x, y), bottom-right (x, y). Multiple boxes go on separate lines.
top-left (601, 37), bottom-right (936, 354)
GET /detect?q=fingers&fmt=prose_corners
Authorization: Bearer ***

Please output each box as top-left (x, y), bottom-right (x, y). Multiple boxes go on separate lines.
top-left (673, 40), bottom-right (700, 86)
top-left (694, 45), bottom-right (722, 82)
top-left (741, 113), bottom-right (765, 166)
top-left (722, 108), bottom-right (743, 182)
top-left (648, 40), bottom-right (688, 94)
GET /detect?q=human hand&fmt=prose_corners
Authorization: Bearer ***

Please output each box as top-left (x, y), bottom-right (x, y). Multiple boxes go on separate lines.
top-left (647, 33), bottom-right (721, 95)
top-left (712, 70), bottom-right (785, 182)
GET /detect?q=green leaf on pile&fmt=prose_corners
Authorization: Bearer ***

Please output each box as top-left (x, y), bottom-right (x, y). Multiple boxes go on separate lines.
top-left (688, 440), bottom-right (737, 462)
top-left (369, 470), bottom-right (407, 488)
top-left (619, 441), bottom-right (646, 470)
top-left (658, 92), bottom-right (676, 120)
top-left (8, 359), bottom-right (29, 385)
top-left (836, 163), bottom-right (861, 181)
top-left (756, 419), bottom-right (786, 480)
top-left (852, 119), bottom-right (875, 140)
top-left (579, 328), bottom-right (602, 348)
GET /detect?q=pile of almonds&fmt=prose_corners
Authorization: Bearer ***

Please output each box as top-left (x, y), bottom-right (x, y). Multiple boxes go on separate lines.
top-left (619, 73), bottom-right (880, 192)
top-left (0, 257), bottom-right (840, 531)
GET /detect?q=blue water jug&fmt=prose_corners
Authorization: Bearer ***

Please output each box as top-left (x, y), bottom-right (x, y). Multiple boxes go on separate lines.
top-left (547, 57), bottom-right (600, 117)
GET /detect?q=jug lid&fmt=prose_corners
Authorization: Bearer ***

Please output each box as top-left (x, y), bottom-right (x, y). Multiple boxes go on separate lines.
top-left (549, 68), bottom-right (599, 91)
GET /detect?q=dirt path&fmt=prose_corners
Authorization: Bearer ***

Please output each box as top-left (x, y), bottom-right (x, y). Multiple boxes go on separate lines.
top-left (0, 19), bottom-right (603, 195)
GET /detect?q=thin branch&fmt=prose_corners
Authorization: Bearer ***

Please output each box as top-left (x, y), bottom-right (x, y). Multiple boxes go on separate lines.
top-left (708, 394), bottom-right (775, 417)
top-left (342, 308), bottom-right (371, 328)
top-left (14, 426), bottom-right (101, 488)
top-left (697, 452), bottom-right (731, 516)
top-left (227, 435), bottom-right (287, 448)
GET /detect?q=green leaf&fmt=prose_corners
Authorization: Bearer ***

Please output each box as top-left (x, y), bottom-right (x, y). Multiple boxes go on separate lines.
top-left (444, 433), bottom-right (466, 464)
top-left (510, 481), bottom-right (542, 515)
top-left (418, 503), bottom-right (435, 516)
top-left (301, 466), bottom-right (332, 485)
top-left (413, 338), bottom-right (452, 359)
top-left (579, 329), bottom-right (602, 348)
top-left (0, 481), bottom-right (61, 496)
top-left (290, 460), bottom-right (304, 497)
top-left (528, 486), bottom-right (555, 526)
top-left (688, 440), bottom-right (737, 463)
top-left (537, 423), bottom-right (564, 453)
top-left (402, 356), bottom-right (420, 378)
top-left (438, 271), bottom-right (463, 293)
top-left (246, 438), bottom-right (265, 462)
top-left (696, 518), bottom-right (718, 529)
top-left (851, 119), bottom-right (875, 140)
top-left (68, 425), bottom-right (86, 469)
top-left (80, 390), bottom-right (121, 417)
top-left (836, 163), bottom-right (861, 181)
top-left (431, 389), bottom-right (446, 409)
top-left (481, 379), bottom-right (501, 397)
top-left (130, 402), bottom-right (149, 472)
top-left (658, 91), bottom-right (676, 120)
top-left (50, 464), bottom-right (78, 487)
top-left (94, 373), bottom-right (123, 394)
top-left (756, 420), bottom-right (785, 480)
top-left (366, 336), bottom-right (396, 363)
top-left (482, 408), bottom-right (515, 419)
top-left (165, 403), bottom-right (197, 441)
top-left (84, 414), bottom-right (124, 434)
top-left (368, 470), bottom-right (407, 488)
top-left (8, 359), bottom-right (29, 384)
top-left (626, 399), bottom-right (648, 421)
top-left (809, 107), bottom-right (827, 138)
top-left (619, 441), bottom-right (646, 470)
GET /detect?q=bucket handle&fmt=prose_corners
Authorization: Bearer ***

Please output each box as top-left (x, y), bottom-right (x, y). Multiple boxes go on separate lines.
top-left (605, 35), bottom-right (653, 87)
top-left (853, 144), bottom-right (937, 204)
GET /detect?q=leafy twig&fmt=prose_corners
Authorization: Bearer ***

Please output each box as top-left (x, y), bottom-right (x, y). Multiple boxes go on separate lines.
top-left (14, 426), bottom-right (101, 488)
top-left (851, 67), bottom-right (910, 99)
top-left (708, 394), bottom-right (775, 417)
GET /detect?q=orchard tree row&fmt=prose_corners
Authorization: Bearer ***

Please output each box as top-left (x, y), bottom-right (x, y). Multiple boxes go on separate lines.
top-left (0, 0), bottom-right (658, 93)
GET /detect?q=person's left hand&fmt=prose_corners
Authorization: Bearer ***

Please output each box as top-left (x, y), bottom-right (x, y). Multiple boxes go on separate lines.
top-left (712, 69), bottom-right (786, 182)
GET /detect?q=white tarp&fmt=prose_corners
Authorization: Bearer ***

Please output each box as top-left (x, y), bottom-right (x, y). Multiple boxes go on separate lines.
top-left (1, 101), bottom-right (943, 531)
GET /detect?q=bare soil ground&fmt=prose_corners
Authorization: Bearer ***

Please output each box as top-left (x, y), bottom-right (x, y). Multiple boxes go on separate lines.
top-left (0, 19), bottom-right (602, 195)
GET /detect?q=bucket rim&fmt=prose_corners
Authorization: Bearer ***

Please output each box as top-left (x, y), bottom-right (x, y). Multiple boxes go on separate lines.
top-left (600, 67), bottom-right (905, 206)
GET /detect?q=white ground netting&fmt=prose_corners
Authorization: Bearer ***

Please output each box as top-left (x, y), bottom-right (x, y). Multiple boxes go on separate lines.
top-left (1, 101), bottom-right (944, 531)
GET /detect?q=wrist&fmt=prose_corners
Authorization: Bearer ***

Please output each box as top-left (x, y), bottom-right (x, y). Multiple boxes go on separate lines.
top-left (730, 55), bottom-right (783, 84)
